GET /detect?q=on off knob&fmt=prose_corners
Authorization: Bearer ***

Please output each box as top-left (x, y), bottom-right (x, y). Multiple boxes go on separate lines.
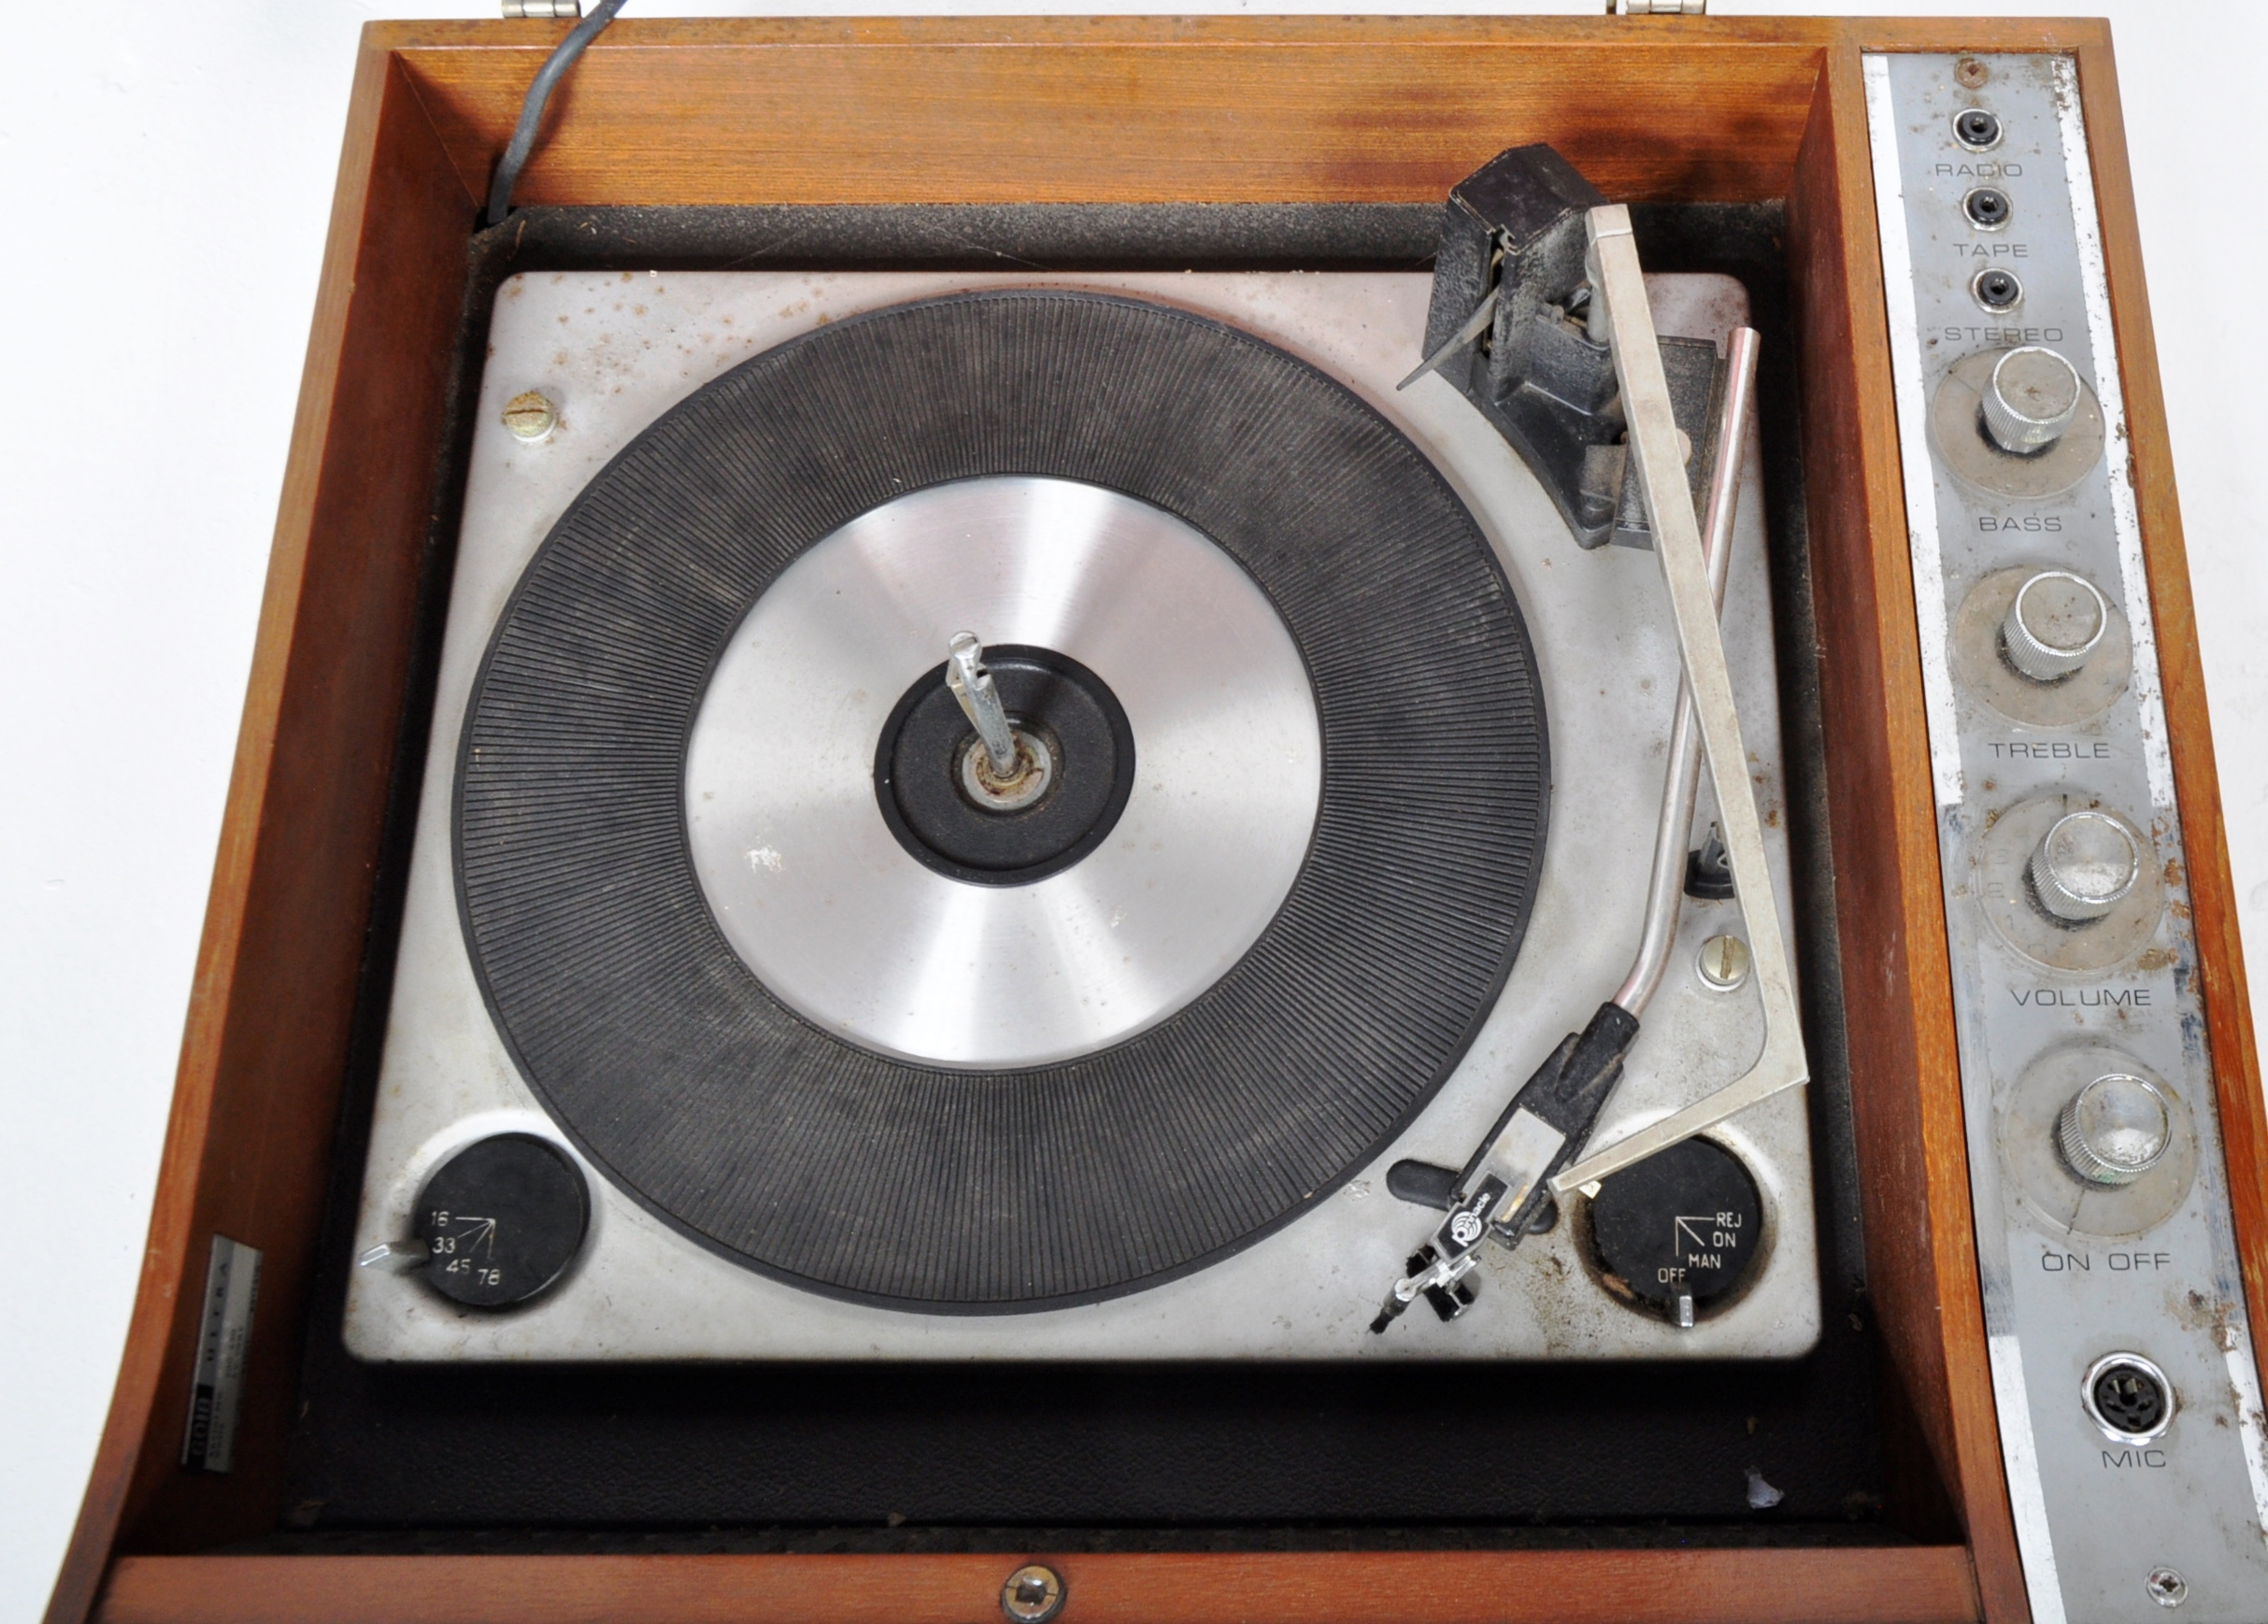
top-left (2001, 569), bottom-right (2107, 682)
top-left (2057, 1072), bottom-right (2172, 1187)
top-left (1983, 345), bottom-right (2082, 454)
top-left (2027, 808), bottom-right (2140, 924)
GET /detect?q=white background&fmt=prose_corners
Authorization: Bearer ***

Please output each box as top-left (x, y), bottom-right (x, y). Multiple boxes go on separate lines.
top-left (0, 1), bottom-right (2261, 1616)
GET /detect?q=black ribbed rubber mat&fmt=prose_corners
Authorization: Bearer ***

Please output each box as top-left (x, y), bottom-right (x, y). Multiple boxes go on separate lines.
top-left (455, 290), bottom-right (1548, 1309)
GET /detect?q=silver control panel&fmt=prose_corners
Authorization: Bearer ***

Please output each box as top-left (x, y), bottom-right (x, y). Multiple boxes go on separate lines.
top-left (1868, 51), bottom-right (2268, 1622)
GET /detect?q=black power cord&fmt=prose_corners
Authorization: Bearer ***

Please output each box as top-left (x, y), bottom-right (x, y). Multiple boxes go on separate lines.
top-left (484, 0), bottom-right (629, 229)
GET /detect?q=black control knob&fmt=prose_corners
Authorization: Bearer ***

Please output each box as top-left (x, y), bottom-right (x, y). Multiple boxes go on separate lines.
top-left (1587, 1137), bottom-right (1762, 1326)
top-left (415, 1133), bottom-right (590, 1309)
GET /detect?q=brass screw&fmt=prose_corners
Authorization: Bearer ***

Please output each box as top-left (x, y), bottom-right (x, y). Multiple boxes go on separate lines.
top-left (502, 390), bottom-right (559, 441)
top-left (1001, 1563), bottom-right (1065, 1623)
top-left (1697, 934), bottom-right (1751, 992)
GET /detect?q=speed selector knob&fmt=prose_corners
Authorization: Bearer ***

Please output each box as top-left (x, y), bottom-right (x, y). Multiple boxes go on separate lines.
top-left (412, 1133), bottom-right (590, 1309)
top-left (1983, 345), bottom-right (2083, 453)
top-left (2058, 1072), bottom-right (2172, 1186)
top-left (2028, 808), bottom-right (2141, 923)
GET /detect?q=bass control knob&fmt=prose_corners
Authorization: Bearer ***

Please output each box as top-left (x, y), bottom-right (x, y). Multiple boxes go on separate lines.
top-left (2057, 1072), bottom-right (2172, 1186)
top-left (1983, 345), bottom-right (2083, 454)
top-left (2001, 569), bottom-right (2108, 681)
top-left (2028, 808), bottom-right (2140, 924)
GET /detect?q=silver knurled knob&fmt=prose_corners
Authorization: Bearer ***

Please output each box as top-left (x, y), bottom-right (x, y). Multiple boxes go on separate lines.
top-left (1983, 346), bottom-right (2083, 453)
top-left (2057, 1072), bottom-right (2171, 1186)
top-left (2028, 808), bottom-right (2141, 923)
top-left (2002, 569), bottom-right (2108, 681)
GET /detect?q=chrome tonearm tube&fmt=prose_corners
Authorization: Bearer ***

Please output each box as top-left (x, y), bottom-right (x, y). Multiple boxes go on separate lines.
top-left (1374, 207), bottom-right (1805, 1332)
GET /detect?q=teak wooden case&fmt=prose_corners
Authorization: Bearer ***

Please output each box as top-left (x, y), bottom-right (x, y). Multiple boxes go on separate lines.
top-left (49, 15), bottom-right (2265, 1624)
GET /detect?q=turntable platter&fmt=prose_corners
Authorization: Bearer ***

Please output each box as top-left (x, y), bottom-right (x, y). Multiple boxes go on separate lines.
top-left (685, 476), bottom-right (1322, 1069)
top-left (456, 291), bottom-right (1548, 1308)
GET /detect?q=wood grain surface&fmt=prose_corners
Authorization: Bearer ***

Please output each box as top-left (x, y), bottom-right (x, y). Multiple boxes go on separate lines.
top-left (93, 1547), bottom-right (1981, 1624)
top-left (391, 15), bottom-right (1833, 207)
top-left (42, 41), bottom-right (477, 1624)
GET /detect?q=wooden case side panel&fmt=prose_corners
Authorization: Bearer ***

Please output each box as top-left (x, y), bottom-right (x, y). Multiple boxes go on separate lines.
top-left (46, 43), bottom-right (478, 1623)
top-left (2072, 40), bottom-right (2268, 1387)
top-left (1785, 36), bottom-right (2027, 1623)
top-left (389, 20), bottom-right (1827, 208)
top-left (93, 1547), bottom-right (1980, 1624)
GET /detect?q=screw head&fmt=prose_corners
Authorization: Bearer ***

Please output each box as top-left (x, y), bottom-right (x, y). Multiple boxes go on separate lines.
top-left (1002, 1563), bottom-right (1064, 1623)
top-left (1955, 56), bottom-right (1990, 89)
top-left (1696, 933), bottom-right (1751, 992)
top-left (502, 390), bottom-right (559, 441)
top-left (2146, 1566), bottom-right (2187, 1608)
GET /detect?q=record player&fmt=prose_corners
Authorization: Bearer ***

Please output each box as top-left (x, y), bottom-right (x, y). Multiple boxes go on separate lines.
top-left (52, 14), bottom-right (2268, 1624)
top-left (337, 252), bottom-right (1821, 1362)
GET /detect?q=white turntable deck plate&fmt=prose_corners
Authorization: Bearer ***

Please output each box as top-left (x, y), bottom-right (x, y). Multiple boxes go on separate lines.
top-left (344, 268), bottom-right (1819, 1361)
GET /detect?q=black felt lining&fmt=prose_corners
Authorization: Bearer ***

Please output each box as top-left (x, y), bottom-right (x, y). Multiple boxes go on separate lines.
top-left (453, 289), bottom-right (1548, 1310)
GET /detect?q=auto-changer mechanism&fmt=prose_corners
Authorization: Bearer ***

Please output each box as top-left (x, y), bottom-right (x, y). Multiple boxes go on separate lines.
top-left (1375, 190), bottom-right (1809, 1332)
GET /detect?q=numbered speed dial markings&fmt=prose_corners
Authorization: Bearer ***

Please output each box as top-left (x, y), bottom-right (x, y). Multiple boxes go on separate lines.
top-left (414, 1133), bottom-right (590, 1309)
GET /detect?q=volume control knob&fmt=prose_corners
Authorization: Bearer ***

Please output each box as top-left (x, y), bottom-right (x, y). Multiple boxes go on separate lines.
top-left (2058, 1072), bottom-right (2172, 1186)
top-left (2001, 569), bottom-right (2109, 681)
top-left (1983, 346), bottom-right (2083, 453)
top-left (2028, 808), bottom-right (2141, 923)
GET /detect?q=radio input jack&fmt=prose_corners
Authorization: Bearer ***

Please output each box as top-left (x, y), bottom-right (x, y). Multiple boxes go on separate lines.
top-left (1972, 267), bottom-right (2023, 312)
top-left (2083, 1352), bottom-right (2175, 1445)
top-left (1964, 186), bottom-right (2013, 230)
top-left (1954, 107), bottom-right (2004, 150)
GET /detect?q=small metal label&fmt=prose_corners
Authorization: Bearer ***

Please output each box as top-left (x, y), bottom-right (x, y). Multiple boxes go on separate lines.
top-left (180, 1233), bottom-right (262, 1474)
top-left (1475, 1108), bottom-right (1565, 1226)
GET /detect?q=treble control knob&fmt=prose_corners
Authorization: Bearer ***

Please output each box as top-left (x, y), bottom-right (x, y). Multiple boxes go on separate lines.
top-left (2028, 808), bottom-right (2140, 924)
top-left (1983, 346), bottom-right (2083, 454)
top-left (2001, 569), bottom-right (2108, 681)
top-left (2057, 1072), bottom-right (2172, 1186)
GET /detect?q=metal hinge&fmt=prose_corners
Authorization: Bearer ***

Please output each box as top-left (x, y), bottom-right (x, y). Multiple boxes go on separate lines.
top-left (504, 0), bottom-right (583, 18)
top-left (1608, 0), bottom-right (1707, 14)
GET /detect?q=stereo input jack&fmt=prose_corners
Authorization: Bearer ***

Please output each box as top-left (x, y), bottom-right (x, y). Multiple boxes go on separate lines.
top-left (1954, 107), bottom-right (2004, 150)
top-left (1973, 267), bottom-right (2023, 311)
top-left (1964, 186), bottom-right (2013, 230)
top-left (2083, 1352), bottom-right (2175, 1445)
